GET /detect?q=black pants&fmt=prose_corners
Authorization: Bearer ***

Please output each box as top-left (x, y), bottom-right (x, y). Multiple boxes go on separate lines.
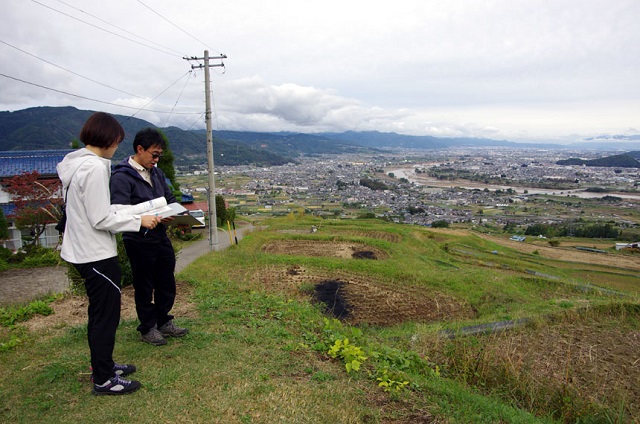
top-left (74, 257), bottom-right (121, 385)
top-left (124, 237), bottom-right (176, 334)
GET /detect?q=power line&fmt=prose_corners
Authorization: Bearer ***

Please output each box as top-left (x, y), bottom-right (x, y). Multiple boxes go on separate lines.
top-left (29, 0), bottom-right (178, 57)
top-left (0, 39), bottom-right (145, 101)
top-left (162, 71), bottom-right (195, 127)
top-left (185, 112), bottom-right (206, 131)
top-left (184, 54), bottom-right (226, 133)
top-left (0, 72), bottom-right (199, 115)
top-left (1, 39), bottom-right (197, 116)
top-left (129, 71), bottom-right (196, 119)
top-left (137, 0), bottom-right (217, 54)
top-left (53, 0), bottom-right (187, 57)
top-left (10, 1), bottom-right (220, 128)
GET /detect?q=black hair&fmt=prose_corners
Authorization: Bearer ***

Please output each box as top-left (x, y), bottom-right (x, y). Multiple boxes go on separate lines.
top-left (79, 112), bottom-right (125, 148)
top-left (132, 128), bottom-right (166, 152)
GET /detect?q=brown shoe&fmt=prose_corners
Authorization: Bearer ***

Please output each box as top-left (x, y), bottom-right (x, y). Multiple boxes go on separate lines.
top-left (158, 320), bottom-right (189, 338)
top-left (141, 325), bottom-right (167, 346)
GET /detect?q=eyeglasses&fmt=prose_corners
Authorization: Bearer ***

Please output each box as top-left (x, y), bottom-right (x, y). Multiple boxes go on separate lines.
top-left (150, 152), bottom-right (163, 159)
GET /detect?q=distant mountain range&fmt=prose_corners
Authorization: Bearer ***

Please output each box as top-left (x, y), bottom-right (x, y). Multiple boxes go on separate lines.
top-left (1, 106), bottom-right (640, 167)
top-left (0, 107), bottom-right (385, 166)
top-left (0, 107), bottom-right (299, 166)
top-left (584, 134), bottom-right (640, 141)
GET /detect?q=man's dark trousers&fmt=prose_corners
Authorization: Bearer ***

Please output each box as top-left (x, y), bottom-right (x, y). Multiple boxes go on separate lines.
top-left (124, 237), bottom-right (176, 334)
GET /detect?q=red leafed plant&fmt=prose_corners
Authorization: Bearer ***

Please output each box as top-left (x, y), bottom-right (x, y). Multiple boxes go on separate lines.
top-left (4, 171), bottom-right (62, 246)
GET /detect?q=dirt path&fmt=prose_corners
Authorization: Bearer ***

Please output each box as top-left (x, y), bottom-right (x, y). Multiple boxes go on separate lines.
top-left (0, 266), bottom-right (69, 307)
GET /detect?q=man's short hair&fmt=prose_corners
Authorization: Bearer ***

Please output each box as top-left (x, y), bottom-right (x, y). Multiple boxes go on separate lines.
top-left (133, 128), bottom-right (166, 152)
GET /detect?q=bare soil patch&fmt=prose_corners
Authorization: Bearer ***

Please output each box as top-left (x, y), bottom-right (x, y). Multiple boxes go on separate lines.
top-left (339, 230), bottom-right (403, 243)
top-left (278, 229), bottom-right (402, 243)
top-left (261, 264), bottom-right (474, 326)
top-left (18, 280), bottom-right (197, 334)
top-left (263, 240), bottom-right (389, 260)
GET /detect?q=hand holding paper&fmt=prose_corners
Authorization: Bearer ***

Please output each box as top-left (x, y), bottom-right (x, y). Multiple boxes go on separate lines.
top-left (112, 197), bottom-right (201, 227)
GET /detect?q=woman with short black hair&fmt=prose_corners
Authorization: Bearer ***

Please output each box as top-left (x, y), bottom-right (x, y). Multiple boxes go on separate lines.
top-left (56, 112), bottom-right (160, 395)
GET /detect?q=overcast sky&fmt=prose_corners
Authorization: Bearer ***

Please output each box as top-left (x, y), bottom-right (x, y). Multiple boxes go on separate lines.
top-left (1, 0), bottom-right (638, 142)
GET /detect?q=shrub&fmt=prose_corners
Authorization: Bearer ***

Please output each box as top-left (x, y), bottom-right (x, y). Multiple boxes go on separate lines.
top-left (66, 261), bottom-right (84, 295)
top-left (116, 234), bottom-right (133, 287)
top-left (168, 226), bottom-right (201, 241)
top-left (0, 246), bottom-right (13, 262)
top-left (432, 220), bottom-right (450, 228)
top-left (7, 251), bottom-right (26, 264)
top-left (21, 255), bottom-right (57, 268)
top-left (21, 248), bottom-right (60, 268)
top-left (1, 245), bottom-right (62, 268)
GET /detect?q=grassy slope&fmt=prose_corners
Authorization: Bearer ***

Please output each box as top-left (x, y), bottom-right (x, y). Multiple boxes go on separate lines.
top-left (1, 216), bottom-right (638, 423)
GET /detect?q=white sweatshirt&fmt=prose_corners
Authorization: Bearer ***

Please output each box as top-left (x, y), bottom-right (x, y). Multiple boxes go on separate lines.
top-left (56, 148), bottom-right (141, 264)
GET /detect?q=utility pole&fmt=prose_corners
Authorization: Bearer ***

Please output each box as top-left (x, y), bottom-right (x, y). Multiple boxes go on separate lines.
top-left (184, 51), bottom-right (226, 251)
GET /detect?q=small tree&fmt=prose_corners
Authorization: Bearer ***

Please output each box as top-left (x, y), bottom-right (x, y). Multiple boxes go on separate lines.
top-left (431, 220), bottom-right (450, 228)
top-left (4, 171), bottom-right (61, 247)
top-left (156, 130), bottom-right (181, 201)
top-left (215, 195), bottom-right (227, 225)
top-left (0, 208), bottom-right (9, 241)
top-left (226, 206), bottom-right (236, 223)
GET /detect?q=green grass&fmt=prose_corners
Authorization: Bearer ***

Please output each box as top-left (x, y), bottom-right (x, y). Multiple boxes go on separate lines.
top-left (0, 295), bottom-right (58, 327)
top-left (1, 216), bottom-right (638, 423)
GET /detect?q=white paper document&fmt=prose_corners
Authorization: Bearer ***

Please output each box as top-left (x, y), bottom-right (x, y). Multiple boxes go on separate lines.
top-left (112, 197), bottom-right (200, 226)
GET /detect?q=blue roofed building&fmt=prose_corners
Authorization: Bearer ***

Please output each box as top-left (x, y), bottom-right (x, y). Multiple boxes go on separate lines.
top-left (0, 150), bottom-right (71, 179)
top-left (0, 150), bottom-right (72, 250)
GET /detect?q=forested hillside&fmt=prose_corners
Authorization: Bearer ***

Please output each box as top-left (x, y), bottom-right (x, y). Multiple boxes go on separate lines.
top-left (556, 153), bottom-right (640, 168)
top-left (0, 107), bottom-right (365, 166)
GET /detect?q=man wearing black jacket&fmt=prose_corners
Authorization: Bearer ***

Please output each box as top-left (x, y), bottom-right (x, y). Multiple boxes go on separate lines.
top-left (110, 128), bottom-right (188, 346)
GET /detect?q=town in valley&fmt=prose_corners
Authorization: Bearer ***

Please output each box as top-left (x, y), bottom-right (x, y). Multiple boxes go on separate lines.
top-left (177, 146), bottom-right (640, 244)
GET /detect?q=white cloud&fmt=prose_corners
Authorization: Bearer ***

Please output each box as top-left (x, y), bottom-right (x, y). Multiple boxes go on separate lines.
top-left (0, 0), bottom-right (638, 142)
